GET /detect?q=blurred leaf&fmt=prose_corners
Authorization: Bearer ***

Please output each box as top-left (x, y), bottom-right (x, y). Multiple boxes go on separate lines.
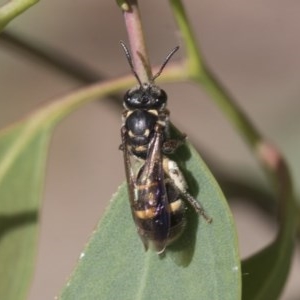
top-left (242, 237), bottom-right (294, 300)
top-left (241, 184), bottom-right (297, 300)
top-left (60, 142), bottom-right (241, 300)
top-left (0, 75), bottom-right (133, 300)
top-left (0, 121), bottom-right (51, 300)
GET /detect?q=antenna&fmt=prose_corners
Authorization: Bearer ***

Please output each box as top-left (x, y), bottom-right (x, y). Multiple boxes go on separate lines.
top-left (120, 41), bottom-right (179, 85)
top-left (120, 41), bottom-right (142, 86)
top-left (152, 46), bottom-right (179, 81)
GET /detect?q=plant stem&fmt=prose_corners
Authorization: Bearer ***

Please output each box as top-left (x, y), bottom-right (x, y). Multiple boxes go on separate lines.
top-left (169, 0), bottom-right (297, 232)
top-left (119, 0), bottom-right (152, 83)
top-left (169, 2), bottom-right (298, 297)
top-left (169, 0), bottom-right (260, 146)
top-left (0, 30), bottom-right (125, 110)
top-left (0, 0), bottom-right (39, 31)
top-left (0, 31), bottom-right (101, 83)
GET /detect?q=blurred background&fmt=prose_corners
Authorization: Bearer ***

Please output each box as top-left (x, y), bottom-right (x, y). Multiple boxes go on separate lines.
top-left (0, 0), bottom-right (299, 299)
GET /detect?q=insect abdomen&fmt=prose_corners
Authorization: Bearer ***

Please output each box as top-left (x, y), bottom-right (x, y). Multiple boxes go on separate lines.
top-left (133, 182), bottom-right (186, 253)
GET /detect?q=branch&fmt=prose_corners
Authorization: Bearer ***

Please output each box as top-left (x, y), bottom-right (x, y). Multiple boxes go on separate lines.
top-left (118, 0), bottom-right (152, 83)
top-left (0, 0), bottom-right (39, 31)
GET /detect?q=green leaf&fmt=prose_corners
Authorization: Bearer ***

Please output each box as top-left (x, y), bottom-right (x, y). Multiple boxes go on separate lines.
top-left (0, 120), bottom-right (51, 300)
top-left (0, 76), bottom-right (134, 300)
top-left (242, 238), bottom-right (294, 300)
top-left (60, 142), bottom-right (241, 300)
top-left (241, 186), bottom-right (297, 300)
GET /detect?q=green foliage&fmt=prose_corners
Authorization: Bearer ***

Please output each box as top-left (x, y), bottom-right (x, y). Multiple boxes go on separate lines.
top-left (0, 0), bottom-right (298, 299)
top-left (242, 239), bottom-right (294, 300)
top-left (60, 143), bottom-right (241, 300)
top-left (0, 121), bottom-right (51, 300)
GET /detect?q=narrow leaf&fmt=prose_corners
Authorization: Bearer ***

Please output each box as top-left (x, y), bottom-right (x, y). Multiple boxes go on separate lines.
top-left (0, 121), bottom-right (51, 300)
top-left (242, 238), bottom-right (294, 300)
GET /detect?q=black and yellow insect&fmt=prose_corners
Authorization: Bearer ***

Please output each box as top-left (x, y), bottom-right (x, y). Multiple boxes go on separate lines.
top-left (120, 42), bottom-right (211, 254)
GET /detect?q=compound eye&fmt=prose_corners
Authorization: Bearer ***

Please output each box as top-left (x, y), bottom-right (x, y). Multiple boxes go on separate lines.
top-left (124, 89), bottom-right (140, 108)
top-left (123, 90), bottom-right (131, 103)
top-left (155, 89), bottom-right (167, 107)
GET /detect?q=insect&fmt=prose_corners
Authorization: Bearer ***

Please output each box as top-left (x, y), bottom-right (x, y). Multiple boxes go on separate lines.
top-left (120, 41), bottom-right (212, 254)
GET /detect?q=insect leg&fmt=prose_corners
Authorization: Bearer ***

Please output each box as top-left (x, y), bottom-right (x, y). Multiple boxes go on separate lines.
top-left (162, 134), bottom-right (187, 154)
top-left (180, 190), bottom-right (212, 223)
top-left (163, 157), bottom-right (212, 223)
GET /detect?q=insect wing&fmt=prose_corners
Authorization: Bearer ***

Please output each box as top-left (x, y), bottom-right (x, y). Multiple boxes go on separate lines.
top-left (124, 125), bottom-right (170, 252)
top-left (121, 126), bottom-right (142, 204)
top-left (137, 127), bottom-right (170, 252)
